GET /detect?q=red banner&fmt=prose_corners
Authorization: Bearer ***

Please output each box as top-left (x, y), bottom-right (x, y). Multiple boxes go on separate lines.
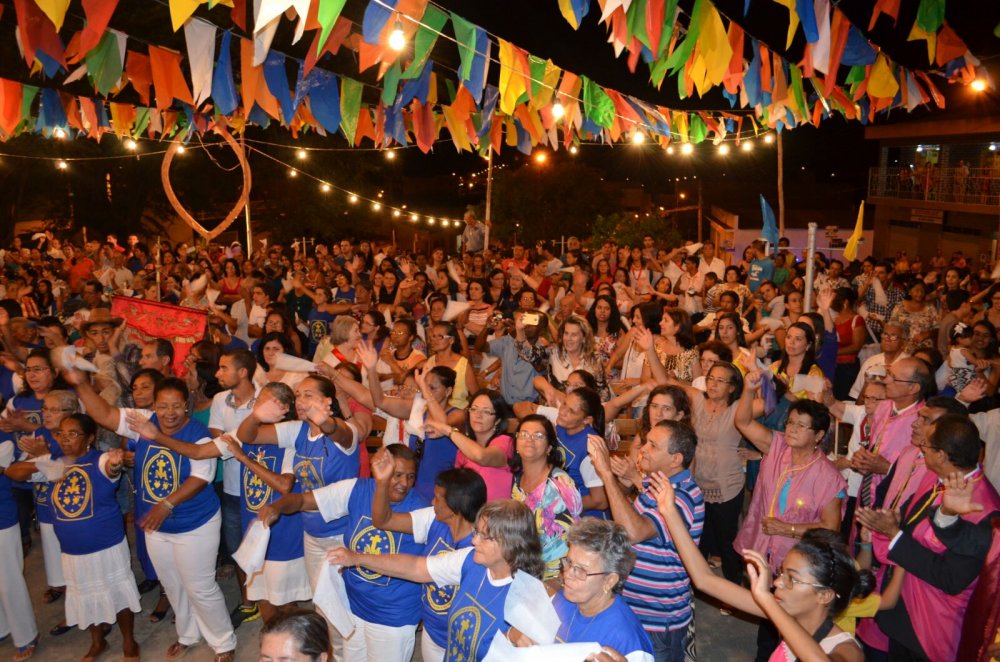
top-left (110, 296), bottom-right (208, 377)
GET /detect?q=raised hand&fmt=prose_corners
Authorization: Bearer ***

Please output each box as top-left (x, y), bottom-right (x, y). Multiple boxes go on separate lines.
top-left (609, 455), bottom-right (642, 489)
top-left (125, 411), bottom-right (159, 440)
top-left (958, 378), bottom-right (988, 403)
top-left (742, 549), bottom-right (772, 599)
top-left (633, 326), bottom-right (654, 353)
top-left (370, 448), bottom-right (395, 482)
top-left (586, 434), bottom-right (612, 476)
top-left (941, 471), bottom-right (984, 517)
top-left (304, 403), bottom-right (331, 429)
top-left (356, 340), bottom-right (379, 371)
top-left (253, 397), bottom-right (288, 424)
top-left (649, 471), bottom-right (676, 516)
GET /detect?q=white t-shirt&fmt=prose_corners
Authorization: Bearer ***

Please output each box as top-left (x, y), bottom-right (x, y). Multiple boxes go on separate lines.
top-left (208, 388), bottom-right (260, 496)
top-left (849, 352), bottom-right (910, 399)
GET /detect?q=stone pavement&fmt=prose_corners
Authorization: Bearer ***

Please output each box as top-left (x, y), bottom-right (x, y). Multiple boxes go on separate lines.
top-left (1, 527), bottom-right (756, 661)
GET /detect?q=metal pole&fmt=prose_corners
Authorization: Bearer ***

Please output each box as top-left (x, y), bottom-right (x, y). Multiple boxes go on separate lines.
top-left (484, 147), bottom-right (494, 251)
top-left (777, 132), bottom-right (786, 239)
top-left (804, 223), bottom-right (817, 312)
top-left (242, 134), bottom-right (252, 259)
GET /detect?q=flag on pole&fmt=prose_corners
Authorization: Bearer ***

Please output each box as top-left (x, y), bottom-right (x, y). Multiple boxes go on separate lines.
top-left (760, 194), bottom-right (779, 249)
top-left (843, 200), bottom-right (864, 261)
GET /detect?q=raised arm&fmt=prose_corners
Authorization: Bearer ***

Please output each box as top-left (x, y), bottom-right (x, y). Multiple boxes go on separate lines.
top-left (735, 372), bottom-right (774, 454)
top-left (64, 368), bottom-right (121, 434)
top-left (634, 327), bottom-right (669, 384)
top-left (327, 548), bottom-right (433, 584)
top-left (649, 472), bottom-right (763, 617)
top-left (588, 435), bottom-right (655, 543)
top-left (124, 413), bottom-right (222, 460)
top-left (425, 420), bottom-right (507, 468)
top-left (226, 436), bottom-right (294, 495)
top-left (360, 341), bottom-right (413, 418)
top-left (369, 449), bottom-right (415, 533)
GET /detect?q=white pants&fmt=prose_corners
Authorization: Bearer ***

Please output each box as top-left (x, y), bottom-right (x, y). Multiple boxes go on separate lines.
top-left (39, 522), bottom-right (65, 588)
top-left (145, 512), bottom-right (237, 653)
top-left (421, 630), bottom-right (446, 662)
top-left (343, 613), bottom-right (416, 662)
top-left (0, 524), bottom-right (37, 647)
top-left (303, 533), bottom-right (346, 660)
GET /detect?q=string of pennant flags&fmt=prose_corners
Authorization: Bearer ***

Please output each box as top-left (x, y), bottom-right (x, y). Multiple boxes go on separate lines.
top-left (0, 0), bottom-right (987, 155)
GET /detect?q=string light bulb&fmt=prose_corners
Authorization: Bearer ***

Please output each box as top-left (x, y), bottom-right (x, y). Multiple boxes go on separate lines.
top-left (372, 202), bottom-right (382, 211)
top-left (388, 16), bottom-right (406, 51)
top-left (764, 134), bottom-right (774, 144)
top-left (56, 160), bottom-right (68, 170)
top-left (666, 145), bottom-right (675, 155)
top-left (741, 141), bottom-right (753, 152)
top-left (296, 149), bottom-right (307, 160)
top-left (385, 150), bottom-right (396, 160)
top-left (718, 144), bottom-right (730, 155)
top-left (349, 193), bottom-right (359, 203)
top-left (53, 128), bottom-right (66, 139)
top-left (681, 143), bottom-right (694, 155)
top-left (632, 131), bottom-right (645, 145)
top-left (534, 152), bottom-right (548, 164)
top-left (176, 145), bottom-right (186, 153)
top-left (427, 217), bottom-right (436, 225)
top-left (552, 102), bottom-right (565, 120)
top-left (569, 145), bottom-right (578, 155)
top-left (125, 139), bottom-right (138, 151)
top-left (971, 79), bottom-right (987, 92)
top-left (288, 169), bottom-right (298, 177)
top-left (321, 183), bottom-right (331, 192)
top-left (393, 210), bottom-right (401, 217)
top-left (410, 213), bottom-right (419, 221)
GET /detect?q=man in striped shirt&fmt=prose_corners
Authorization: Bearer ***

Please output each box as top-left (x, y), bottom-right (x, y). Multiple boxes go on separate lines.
top-left (589, 420), bottom-right (705, 662)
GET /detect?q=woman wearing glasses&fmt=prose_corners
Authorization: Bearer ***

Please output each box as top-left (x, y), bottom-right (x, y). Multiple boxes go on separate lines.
top-left (424, 390), bottom-right (513, 501)
top-left (510, 415), bottom-right (582, 582)
top-left (507, 519), bottom-right (653, 662)
top-left (650, 474), bottom-right (866, 662)
top-left (327, 499), bottom-right (544, 662)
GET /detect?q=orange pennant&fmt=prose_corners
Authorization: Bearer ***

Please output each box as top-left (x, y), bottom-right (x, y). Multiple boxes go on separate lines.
top-left (125, 51), bottom-right (152, 106)
top-left (148, 45), bottom-right (194, 110)
top-left (935, 23), bottom-right (967, 67)
top-left (0, 79), bottom-right (23, 136)
top-left (356, 105), bottom-right (376, 145)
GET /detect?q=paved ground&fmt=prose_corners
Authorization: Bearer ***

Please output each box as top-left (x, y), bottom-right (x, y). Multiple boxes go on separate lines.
top-left (2, 526), bottom-right (758, 661)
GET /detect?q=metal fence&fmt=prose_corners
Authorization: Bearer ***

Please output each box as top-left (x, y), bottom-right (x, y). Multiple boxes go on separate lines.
top-left (868, 166), bottom-right (1000, 206)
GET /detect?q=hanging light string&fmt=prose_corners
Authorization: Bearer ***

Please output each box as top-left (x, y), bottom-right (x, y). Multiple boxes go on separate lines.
top-left (246, 143), bottom-right (462, 229)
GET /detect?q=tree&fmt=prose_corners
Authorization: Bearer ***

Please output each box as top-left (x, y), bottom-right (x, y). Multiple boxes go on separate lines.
top-left (589, 212), bottom-right (683, 249)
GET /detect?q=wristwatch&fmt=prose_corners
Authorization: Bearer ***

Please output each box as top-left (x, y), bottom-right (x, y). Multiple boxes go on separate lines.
top-left (449, 427), bottom-right (460, 439)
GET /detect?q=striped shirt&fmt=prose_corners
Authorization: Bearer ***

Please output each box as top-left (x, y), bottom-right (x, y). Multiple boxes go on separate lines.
top-left (623, 469), bottom-right (704, 633)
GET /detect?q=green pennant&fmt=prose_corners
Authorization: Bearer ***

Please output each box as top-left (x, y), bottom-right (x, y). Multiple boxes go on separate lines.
top-left (340, 77), bottom-right (363, 144)
top-left (85, 31), bottom-right (123, 98)
top-left (995, 21), bottom-right (1000, 38)
top-left (529, 55), bottom-right (547, 97)
top-left (915, 0), bottom-right (945, 34)
top-left (451, 12), bottom-right (478, 82)
top-left (845, 64), bottom-right (866, 85)
top-left (676, 67), bottom-right (688, 100)
top-left (665, 0), bottom-right (706, 74)
top-left (582, 76), bottom-right (615, 129)
top-left (316, 0), bottom-right (349, 56)
top-left (789, 65), bottom-right (807, 118)
top-left (444, 78), bottom-right (457, 103)
top-left (382, 61), bottom-right (402, 106)
top-left (649, 57), bottom-right (670, 89)
top-left (689, 113), bottom-right (706, 143)
top-left (656, 0), bottom-right (681, 57)
top-left (133, 107), bottom-right (150, 137)
top-left (402, 6), bottom-right (448, 80)
top-left (627, 0), bottom-right (651, 50)
top-left (17, 85), bottom-right (39, 133)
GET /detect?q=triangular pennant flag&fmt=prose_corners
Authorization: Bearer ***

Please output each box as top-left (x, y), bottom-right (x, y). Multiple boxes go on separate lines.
top-left (843, 201), bottom-right (864, 261)
top-left (263, 51), bottom-right (294, 122)
top-left (304, 16), bottom-right (351, 75)
top-left (316, 0), bottom-right (348, 55)
top-left (148, 45), bottom-right (195, 110)
top-left (212, 31), bottom-right (239, 115)
top-left (339, 76), bottom-right (362, 144)
top-left (84, 31), bottom-right (124, 97)
top-left (306, 70), bottom-right (340, 133)
top-left (402, 5), bottom-right (447, 80)
top-left (170, 0), bottom-right (203, 31)
top-left (582, 76), bottom-right (615, 129)
top-left (184, 19), bottom-right (217, 106)
top-left (34, 0), bottom-right (70, 31)
top-left (13, 0), bottom-right (67, 67)
top-left (362, 0), bottom-right (398, 44)
top-left (125, 51), bottom-right (152, 106)
top-left (760, 195), bottom-right (779, 247)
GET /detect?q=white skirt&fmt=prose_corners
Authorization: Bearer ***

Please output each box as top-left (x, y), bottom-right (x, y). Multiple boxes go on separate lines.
top-left (246, 557), bottom-right (313, 605)
top-left (62, 538), bottom-right (142, 629)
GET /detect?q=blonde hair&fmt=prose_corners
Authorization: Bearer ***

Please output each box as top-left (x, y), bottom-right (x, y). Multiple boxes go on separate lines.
top-left (557, 314), bottom-right (598, 367)
top-left (330, 315), bottom-right (359, 345)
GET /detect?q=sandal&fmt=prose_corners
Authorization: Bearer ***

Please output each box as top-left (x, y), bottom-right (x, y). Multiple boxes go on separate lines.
top-left (13, 637), bottom-right (38, 662)
top-left (42, 587), bottom-right (65, 604)
top-left (165, 642), bottom-right (190, 659)
top-left (49, 622), bottom-right (73, 636)
top-left (214, 652), bottom-right (235, 662)
top-left (150, 589), bottom-right (171, 623)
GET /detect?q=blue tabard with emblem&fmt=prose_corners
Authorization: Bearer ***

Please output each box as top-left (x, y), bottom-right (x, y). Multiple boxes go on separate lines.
top-left (134, 416), bottom-right (219, 534)
top-left (3, 394), bottom-right (43, 493)
top-left (423, 520), bottom-right (474, 648)
top-left (51, 448), bottom-right (126, 555)
top-left (556, 424), bottom-right (607, 519)
top-left (240, 443), bottom-right (304, 562)
top-left (32, 428), bottom-right (63, 525)
top-left (344, 478), bottom-right (427, 626)
top-left (408, 407), bottom-right (460, 502)
top-left (552, 592), bottom-right (653, 656)
top-left (445, 554), bottom-right (513, 662)
top-left (307, 310), bottom-right (336, 356)
top-left (0, 441), bottom-right (19, 529)
top-left (290, 421), bottom-right (360, 539)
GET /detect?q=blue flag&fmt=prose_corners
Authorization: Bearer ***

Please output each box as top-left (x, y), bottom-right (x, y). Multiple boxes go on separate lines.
top-left (760, 194), bottom-right (779, 248)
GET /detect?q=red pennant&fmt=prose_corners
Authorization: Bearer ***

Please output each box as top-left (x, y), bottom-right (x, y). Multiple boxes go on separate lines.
top-left (825, 10), bottom-right (850, 96)
top-left (13, 0), bottom-right (67, 67)
top-left (646, 0), bottom-right (665, 56)
top-left (0, 79), bottom-right (23, 136)
top-left (411, 99), bottom-right (436, 153)
top-left (868, 0), bottom-right (900, 30)
top-left (304, 16), bottom-right (351, 76)
top-left (935, 24), bottom-right (968, 67)
top-left (61, 92), bottom-right (84, 132)
top-left (79, 0), bottom-right (120, 55)
top-left (373, 101), bottom-right (385, 144)
top-left (230, 0), bottom-right (248, 32)
top-left (760, 46), bottom-right (773, 93)
top-left (125, 51), bottom-right (152, 106)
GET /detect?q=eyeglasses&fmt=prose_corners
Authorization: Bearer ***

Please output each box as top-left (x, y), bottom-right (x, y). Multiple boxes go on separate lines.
top-left (705, 376), bottom-right (732, 385)
top-left (25, 366), bottom-right (51, 374)
top-left (41, 406), bottom-right (74, 413)
top-left (785, 419), bottom-right (815, 432)
top-left (469, 406), bottom-right (496, 416)
top-left (472, 528), bottom-right (496, 542)
top-left (560, 558), bottom-right (612, 581)
top-left (882, 333), bottom-right (901, 341)
top-left (516, 430), bottom-right (547, 441)
top-left (774, 568), bottom-right (829, 591)
top-left (884, 372), bottom-right (918, 384)
top-left (56, 430), bottom-right (87, 440)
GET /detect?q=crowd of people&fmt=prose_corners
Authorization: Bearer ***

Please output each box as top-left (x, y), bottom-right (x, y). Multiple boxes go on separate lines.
top-left (0, 217), bottom-right (997, 662)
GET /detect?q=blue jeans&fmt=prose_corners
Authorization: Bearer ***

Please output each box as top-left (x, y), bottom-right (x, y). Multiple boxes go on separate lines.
top-left (220, 492), bottom-right (242, 562)
top-left (649, 624), bottom-right (690, 662)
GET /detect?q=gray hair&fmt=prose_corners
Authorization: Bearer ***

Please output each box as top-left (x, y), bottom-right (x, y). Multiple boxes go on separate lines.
top-left (329, 315), bottom-right (359, 345)
top-left (44, 390), bottom-right (80, 414)
top-left (566, 518), bottom-right (636, 593)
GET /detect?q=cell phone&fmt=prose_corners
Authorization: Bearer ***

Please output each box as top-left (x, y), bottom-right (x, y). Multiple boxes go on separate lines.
top-left (522, 313), bottom-right (540, 326)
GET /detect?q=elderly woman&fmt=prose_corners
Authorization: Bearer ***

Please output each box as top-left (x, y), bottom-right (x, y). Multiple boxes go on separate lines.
top-left (315, 315), bottom-right (363, 368)
top-left (8, 414), bottom-right (141, 662)
top-left (508, 519), bottom-right (653, 662)
top-left (327, 500), bottom-right (545, 662)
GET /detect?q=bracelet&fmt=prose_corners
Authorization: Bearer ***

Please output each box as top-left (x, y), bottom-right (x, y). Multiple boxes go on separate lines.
top-left (859, 543), bottom-right (873, 549)
top-left (160, 498), bottom-right (175, 512)
top-left (791, 525), bottom-right (796, 537)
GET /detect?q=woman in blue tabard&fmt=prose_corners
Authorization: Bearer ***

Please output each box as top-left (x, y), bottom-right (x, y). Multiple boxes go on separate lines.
top-left (65, 372), bottom-right (237, 661)
top-left (260, 444), bottom-right (428, 662)
top-left (554, 387), bottom-right (609, 516)
top-left (0, 349), bottom-right (61, 553)
top-left (359, 339), bottom-right (466, 502)
top-left (8, 414), bottom-right (141, 661)
top-left (367, 449), bottom-right (487, 662)
top-left (507, 518), bottom-right (654, 662)
top-left (236, 374), bottom-right (371, 594)
top-left (140, 382), bottom-right (313, 623)
top-left (327, 499), bottom-right (545, 662)
top-left (304, 287), bottom-right (340, 358)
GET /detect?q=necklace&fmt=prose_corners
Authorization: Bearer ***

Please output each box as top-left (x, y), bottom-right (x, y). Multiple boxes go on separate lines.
top-left (564, 596), bottom-right (613, 641)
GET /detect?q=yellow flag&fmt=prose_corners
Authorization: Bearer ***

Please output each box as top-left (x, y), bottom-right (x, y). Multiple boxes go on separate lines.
top-left (498, 40), bottom-right (527, 116)
top-left (868, 54), bottom-right (900, 99)
top-left (34, 0), bottom-right (71, 31)
top-left (771, 0), bottom-right (800, 49)
top-left (700, 5), bottom-right (733, 88)
top-left (907, 23), bottom-right (937, 64)
top-left (843, 201), bottom-right (864, 262)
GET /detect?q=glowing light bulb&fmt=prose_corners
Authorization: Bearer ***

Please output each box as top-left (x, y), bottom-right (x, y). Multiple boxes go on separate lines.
top-left (125, 139), bottom-right (138, 151)
top-left (296, 149), bottom-right (307, 160)
top-left (971, 79), bottom-right (987, 92)
top-left (552, 102), bottom-right (565, 120)
top-left (741, 141), bottom-right (753, 152)
top-left (681, 143), bottom-right (693, 155)
top-left (289, 169), bottom-right (298, 177)
top-left (388, 19), bottom-right (406, 51)
top-left (176, 145), bottom-right (186, 153)
top-left (385, 150), bottom-right (396, 160)
top-left (56, 160), bottom-right (68, 170)
top-left (349, 194), bottom-right (359, 203)
top-left (53, 128), bottom-right (66, 139)
top-left (393, 210), bottom-right (401, 217)
top-left (372, 202), bottom-right (382, 211)
top-left (632, 132), bottom-right (645, 145)
top-left (534, 152), bottom-right (548, 164)
top-left (321, 183), bottom-right (331, 192)
top-left (718, 144), bottom-right (730, 155)
top-left (764, 134), bottom-right (774, 144)
top-left (427, 217), bottom-right (436, 225)
top-left (569, 145), bottom-right (578, 155)
top-left (410, 213), bottom-right (419, 221)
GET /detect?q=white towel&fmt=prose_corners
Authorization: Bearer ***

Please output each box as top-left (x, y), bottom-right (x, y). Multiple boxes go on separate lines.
top-left (504, 571), bottom-right (560, 645)
top-left (52, 345), bottom-right (99, 373)
top-left (273, 352), bottom-right (318, 373)
top-left (872, 278), bottom-right (889, 307)
top-left (443, 300), bottom-right (470, 322)
top-left (483, 631), bottom-right (601, 662)
top-left (233, 520), bottom-right (270, 579)
top-left (35, 456), bottom-right (66, 482)
top-left (312, 564), bottom-right (355, 637)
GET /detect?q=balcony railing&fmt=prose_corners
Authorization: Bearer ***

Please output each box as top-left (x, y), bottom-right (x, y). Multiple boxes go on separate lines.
top-left (868, 166), bottom-right (1000, 207)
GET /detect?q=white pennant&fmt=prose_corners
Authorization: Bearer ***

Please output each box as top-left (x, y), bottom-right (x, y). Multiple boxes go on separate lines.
top-left (184, 19), bottom-right (217, 107)
top-left (811, 0), bottom-right (831, 74)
